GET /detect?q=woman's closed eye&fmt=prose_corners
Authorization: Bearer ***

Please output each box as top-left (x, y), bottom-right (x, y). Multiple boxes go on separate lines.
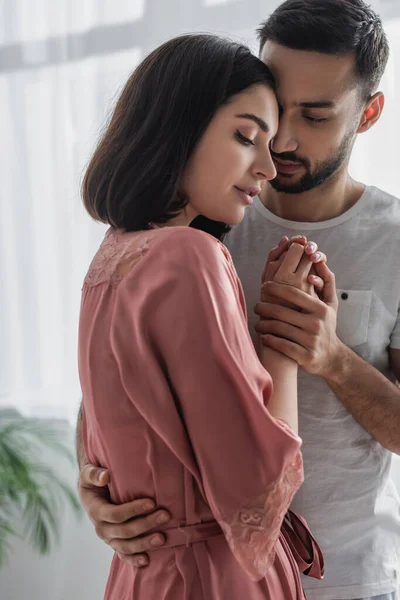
top-left (235, 130), bottom-right (255, 146)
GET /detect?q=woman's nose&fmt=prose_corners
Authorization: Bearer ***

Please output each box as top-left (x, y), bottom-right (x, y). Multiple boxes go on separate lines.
top-left (253, 152), bottom-right (277, 181)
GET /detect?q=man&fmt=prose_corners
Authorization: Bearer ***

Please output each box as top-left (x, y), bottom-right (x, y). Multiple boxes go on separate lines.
top-left (77, 1), bottom-right (400, 599)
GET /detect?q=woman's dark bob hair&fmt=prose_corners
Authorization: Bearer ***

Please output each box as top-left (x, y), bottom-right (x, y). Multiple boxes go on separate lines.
top-left (82, 33), bottom-right (275, 237)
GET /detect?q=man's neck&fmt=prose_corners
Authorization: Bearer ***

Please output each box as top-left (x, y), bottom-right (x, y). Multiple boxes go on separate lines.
top-left (260, 173), bottom-right (365, 223)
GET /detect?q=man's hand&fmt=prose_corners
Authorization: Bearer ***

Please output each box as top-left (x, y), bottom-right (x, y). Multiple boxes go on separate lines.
top-left (255, 261), bottom-right (341, 377)
top-left (79, 465), bottom-right (170, 566)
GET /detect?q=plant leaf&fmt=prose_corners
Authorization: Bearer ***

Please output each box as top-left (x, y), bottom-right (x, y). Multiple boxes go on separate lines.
top-left (0, 412), bottom-right (81, 561)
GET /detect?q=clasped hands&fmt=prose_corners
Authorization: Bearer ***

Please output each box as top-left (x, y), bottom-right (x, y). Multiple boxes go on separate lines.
top-left (255, 235), bottom-right (340, 377)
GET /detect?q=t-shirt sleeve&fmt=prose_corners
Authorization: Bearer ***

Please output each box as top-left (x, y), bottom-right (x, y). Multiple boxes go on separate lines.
top-left (115, 229), bottom-right (304, 581)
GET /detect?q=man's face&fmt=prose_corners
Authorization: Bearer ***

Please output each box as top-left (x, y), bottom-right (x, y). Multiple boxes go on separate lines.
top-left (260, 41), bottom-right (362, 194)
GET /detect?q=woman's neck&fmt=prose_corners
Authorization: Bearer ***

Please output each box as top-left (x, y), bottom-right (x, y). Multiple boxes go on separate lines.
top-left (152, 204), bottom-right (198, 228)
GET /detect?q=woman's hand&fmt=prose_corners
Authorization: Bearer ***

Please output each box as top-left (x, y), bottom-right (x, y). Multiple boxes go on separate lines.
top-left (261, 236), bottom-right (326, 306)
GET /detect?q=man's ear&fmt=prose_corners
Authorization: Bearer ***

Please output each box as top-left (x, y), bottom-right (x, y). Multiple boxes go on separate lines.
top-left (357, 92), bottom-right (384, 133)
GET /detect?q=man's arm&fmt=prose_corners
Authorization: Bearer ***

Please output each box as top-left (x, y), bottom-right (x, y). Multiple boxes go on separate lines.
top-left (75, 400), bottom-right (170, 566)
top-left (256, 268), bottom-right (400, 455)
top-left (321, 344), bottom-right (400, 454)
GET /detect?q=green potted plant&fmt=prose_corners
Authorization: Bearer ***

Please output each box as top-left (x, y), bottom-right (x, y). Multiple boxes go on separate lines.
top-left (0, 408), bottom-right (81, 566)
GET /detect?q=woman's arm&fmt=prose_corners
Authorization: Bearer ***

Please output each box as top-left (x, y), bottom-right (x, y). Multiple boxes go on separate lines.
top-left (257, 239), bottom-right (325, 433)
top-left (260, 348), bottom-right (299, 432)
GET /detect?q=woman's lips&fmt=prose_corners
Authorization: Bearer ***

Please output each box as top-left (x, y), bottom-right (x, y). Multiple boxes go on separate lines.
top-left (234, 187), bottom-right (254, 205)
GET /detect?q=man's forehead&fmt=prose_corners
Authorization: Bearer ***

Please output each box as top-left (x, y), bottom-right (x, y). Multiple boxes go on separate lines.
top-left (261, 41), bottom-right (358, 104)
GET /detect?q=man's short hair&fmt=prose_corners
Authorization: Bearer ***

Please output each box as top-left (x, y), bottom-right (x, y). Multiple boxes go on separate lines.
top-left (257, 0), bottom-right (389, 99)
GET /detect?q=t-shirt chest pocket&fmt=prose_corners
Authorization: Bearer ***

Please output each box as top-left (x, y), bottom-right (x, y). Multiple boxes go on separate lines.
top-left (335, 289), bottom-right (372, 348)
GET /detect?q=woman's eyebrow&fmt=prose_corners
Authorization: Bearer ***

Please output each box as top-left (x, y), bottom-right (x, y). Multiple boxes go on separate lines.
top-left (235, 113), bottom-right (269, 132)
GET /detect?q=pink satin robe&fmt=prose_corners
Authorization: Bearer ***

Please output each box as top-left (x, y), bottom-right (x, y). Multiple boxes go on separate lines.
top-left (79, 226), bottom-right (307, 599)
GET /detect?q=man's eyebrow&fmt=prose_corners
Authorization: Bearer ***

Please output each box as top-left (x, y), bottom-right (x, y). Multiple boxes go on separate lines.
top-left (296, 101), bottom-right (335, 109)
top-left (235, 113), bottom-right (269, 132)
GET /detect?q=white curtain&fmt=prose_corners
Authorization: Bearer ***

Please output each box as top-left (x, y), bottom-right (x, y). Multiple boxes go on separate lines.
top-left (0, 0), bottom-right (281, 423)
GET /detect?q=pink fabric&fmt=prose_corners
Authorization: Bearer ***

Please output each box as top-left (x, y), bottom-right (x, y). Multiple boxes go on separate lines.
top-left (79, 226), bottom-right (305, 599)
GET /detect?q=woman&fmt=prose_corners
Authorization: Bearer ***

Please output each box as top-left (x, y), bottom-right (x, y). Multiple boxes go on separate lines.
top-left (79, 34), bottom-right (327, 599)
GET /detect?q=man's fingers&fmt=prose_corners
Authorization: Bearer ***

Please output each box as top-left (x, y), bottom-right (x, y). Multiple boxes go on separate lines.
top-left (309, 251), bottom-right (327, 265)
top-left (99, 509), bottom-right (170, 541)
top-left (304, 241), bottom-right (317, 255)
top-left (88, 496), bottom-right (156, 525)
top-left (295, 241), bottom-right (325, 278)
top-left (256, 320), bottom-right (310, 348)
top-left (308, 274), bottom-right (324, 289)
top-left (80, 464), bottom-right (110, 488)
top-left (263, 281), bottom-right (326, 315)
top-left (95, 500), bottom-right (166, 527)
top-left (109, 532), bottom-right (166, 555)
top-left (117, 552), bottom-right (149, 568)
top-left (312, 262), bottom-right (338, 307)
top-left (260, 334), bottom-right (308, 362)
top-left (269, 237), bottom-right (289, 261)
top-left (255, 302), bottom-right (312, 330)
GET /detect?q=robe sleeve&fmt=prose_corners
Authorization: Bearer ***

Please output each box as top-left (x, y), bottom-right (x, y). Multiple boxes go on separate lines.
top-left (118, 228), bottom-right (304, 581)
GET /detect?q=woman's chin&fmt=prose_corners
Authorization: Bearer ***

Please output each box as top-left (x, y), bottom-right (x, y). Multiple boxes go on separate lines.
top-left (223, 207), bottom-right (247, 226)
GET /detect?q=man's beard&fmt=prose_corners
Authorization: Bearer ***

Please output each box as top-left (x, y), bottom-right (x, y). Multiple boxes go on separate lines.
top-left (270, 131), bottom-right (354, 194)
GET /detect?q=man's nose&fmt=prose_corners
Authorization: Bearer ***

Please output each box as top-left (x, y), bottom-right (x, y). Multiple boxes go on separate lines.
top-left (270, 120), bottom-right (298, 154)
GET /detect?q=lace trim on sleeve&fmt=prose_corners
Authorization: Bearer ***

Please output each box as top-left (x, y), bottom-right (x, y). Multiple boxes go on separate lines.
top-left (218, 450), bottom-right (304, 581)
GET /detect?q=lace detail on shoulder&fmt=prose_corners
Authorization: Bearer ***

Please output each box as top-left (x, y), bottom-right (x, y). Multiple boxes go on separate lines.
top-left (83, 229), bottom-right (150, 288)
top-left (218, 450), bottom-right (304, 581)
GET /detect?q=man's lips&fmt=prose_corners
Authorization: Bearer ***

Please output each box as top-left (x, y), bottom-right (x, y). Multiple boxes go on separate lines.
top-left (273, 156), bottom-right (303, 175)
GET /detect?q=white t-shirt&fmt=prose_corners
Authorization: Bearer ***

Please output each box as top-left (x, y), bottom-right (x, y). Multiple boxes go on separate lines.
top-left (225, 186), bottom-right (400, 600)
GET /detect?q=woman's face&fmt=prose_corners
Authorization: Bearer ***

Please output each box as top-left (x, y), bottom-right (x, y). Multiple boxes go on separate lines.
top-left (180, 84), bottom-right (278, 225)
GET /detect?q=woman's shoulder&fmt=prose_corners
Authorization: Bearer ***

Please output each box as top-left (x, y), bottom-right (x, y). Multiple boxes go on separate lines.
top-left (83, 226), bottom-right (234, 289)
top-left (83, 228), bottom-right (152, 288)
top-left (154, 226), bottom-right (233, 268)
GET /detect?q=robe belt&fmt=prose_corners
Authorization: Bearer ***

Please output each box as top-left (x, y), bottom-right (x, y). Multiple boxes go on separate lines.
top-left (154, 520), bottom-right (223, 549)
